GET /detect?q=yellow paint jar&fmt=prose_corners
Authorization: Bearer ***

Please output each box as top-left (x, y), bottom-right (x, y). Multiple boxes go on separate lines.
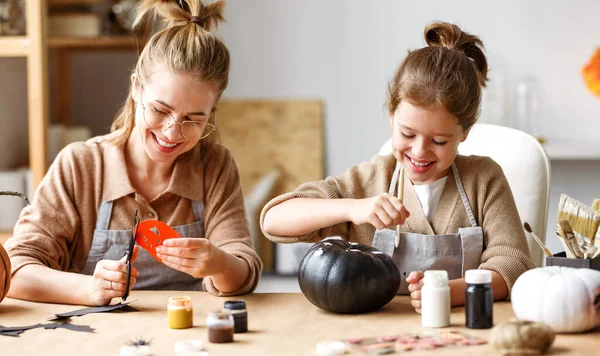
top-left (168, 296), bottom-right (193, 329)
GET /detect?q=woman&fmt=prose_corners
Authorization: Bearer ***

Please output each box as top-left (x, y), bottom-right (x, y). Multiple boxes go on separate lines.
top-left (5, 0), bottom-right (262, 306)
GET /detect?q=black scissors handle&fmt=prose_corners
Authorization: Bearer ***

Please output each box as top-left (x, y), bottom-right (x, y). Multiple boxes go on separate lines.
top-left (123, 209), bottom-right (139, 301)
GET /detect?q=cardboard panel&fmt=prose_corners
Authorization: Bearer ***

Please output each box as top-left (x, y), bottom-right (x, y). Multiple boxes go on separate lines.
top-left (218, 99), bottom-right (324, 271)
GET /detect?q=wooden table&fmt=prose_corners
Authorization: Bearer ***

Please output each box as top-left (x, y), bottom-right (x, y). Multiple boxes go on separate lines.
top-left (0, 292), bottom-right (598, 355)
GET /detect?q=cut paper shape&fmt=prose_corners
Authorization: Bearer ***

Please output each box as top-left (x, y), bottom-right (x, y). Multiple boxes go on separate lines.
top-left (345, 330), bottom-right (486, 354)
top-left (43, 322), bottom-right (95, 333)
top-left (135, 220), bottom-right (181, 262)
top-left (0, 322), bottom-right (95, 337)
top-left (49, 301), bottom-right (139, 321)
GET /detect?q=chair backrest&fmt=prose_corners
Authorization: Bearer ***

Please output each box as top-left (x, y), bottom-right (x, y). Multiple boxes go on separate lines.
top-left (378, 123), bottom-right (551, 267)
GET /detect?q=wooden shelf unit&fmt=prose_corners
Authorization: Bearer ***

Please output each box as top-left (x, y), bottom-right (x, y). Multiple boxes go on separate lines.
top-left (50, 35), bottom-right (137, 126)
top-left (0, 36), bottom-right (30, 56)
top-left (0, 4), bottom-right (137, 186)
top-left (0, 1), bottom-right (49, 189)
top-left (48, 35), bottom-right (136, 50)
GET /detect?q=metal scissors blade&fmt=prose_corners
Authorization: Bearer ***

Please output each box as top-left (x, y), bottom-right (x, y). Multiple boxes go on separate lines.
top-left (123, 209), bottom-right (139, 301)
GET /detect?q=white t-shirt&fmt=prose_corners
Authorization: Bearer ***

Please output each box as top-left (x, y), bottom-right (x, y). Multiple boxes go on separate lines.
top-left (412, 176), bottom-right (448, 222)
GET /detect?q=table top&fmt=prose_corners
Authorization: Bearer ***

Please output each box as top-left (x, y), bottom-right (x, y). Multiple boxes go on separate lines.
top-left (0, 291), bottom-right (598, 355)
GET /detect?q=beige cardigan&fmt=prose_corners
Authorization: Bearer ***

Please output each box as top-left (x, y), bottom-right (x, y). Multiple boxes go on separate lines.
top-left (6, 131), bottom-right (262, 296)
top-left (261, 154), bottom-right (535, 292)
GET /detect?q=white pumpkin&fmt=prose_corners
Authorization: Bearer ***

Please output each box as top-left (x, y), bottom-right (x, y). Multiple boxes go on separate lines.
top-left (511, 266), bottom-right (600, 333)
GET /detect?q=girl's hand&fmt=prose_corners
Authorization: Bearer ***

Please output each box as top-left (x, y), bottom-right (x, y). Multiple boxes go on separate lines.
top-left (407, 271), bottom-right (425, 314)
top-left (348, 193), bottom-right (410, 229)
top-left (87, 246), bottom-right (140, 306)
top-left (156, 238), bottom-right (220, 279)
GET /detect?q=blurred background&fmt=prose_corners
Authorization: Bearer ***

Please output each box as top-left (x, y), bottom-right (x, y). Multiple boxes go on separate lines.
top-left (0, 0), bottom-right (599, 280)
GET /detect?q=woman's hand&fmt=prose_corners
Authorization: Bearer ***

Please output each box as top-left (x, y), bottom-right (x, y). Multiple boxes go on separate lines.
top-left (87, 246), bottom-right (140, 306)
top-left (156, 238), bottom-right (220, 279)
top-left (407, 271), bottom-right (425, 314)
top-left (348, 193), bottom-right (410, 229)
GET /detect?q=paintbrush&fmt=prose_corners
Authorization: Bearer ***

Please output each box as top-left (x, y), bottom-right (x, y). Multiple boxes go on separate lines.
top-left (593, 199), bottom-right (600, 214)
top-left (593, 199), bottom-right (600, 257)
top-left (557, 219), bottom-right (584, 258)
top-left (523, 222), bottom-right (552, 257)
top-left (557, 194), bottom-right (600, 251)
top-left (395, 166), bottom-right (405, 248)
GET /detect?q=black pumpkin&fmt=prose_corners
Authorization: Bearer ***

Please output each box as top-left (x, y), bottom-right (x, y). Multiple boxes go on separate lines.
top-left (297, 239), bottom-right (400, 314)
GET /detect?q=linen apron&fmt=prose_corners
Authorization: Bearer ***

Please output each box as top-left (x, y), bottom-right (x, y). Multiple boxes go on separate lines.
top-left (82, 199), bottom-right (205, 290)
top-left (372, 163), bottom-right (483, 295)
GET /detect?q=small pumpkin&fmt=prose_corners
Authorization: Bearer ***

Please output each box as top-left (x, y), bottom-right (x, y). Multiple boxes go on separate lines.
top-left (297, 239), bottom-right (400, 314)
top-left (511, 266), bottom-right (600, 333)
top-left (490, 318), bottom-right (555, 355)
top-left (0, 243), bottom-right (10, 303)
top-left (0, 190), bottom-right (28, 303)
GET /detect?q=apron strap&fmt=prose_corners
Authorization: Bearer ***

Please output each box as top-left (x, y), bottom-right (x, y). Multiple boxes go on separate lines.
top-left (191, 200), bottom-right (205, 222)
top-left (451, 163), bottom-right (478, 228)
top-left (95, 200), bottom-right (113, 230)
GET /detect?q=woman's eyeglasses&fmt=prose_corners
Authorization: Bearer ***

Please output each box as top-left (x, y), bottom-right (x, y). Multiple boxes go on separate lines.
top-left (140, 89), bottom-right (216, 140)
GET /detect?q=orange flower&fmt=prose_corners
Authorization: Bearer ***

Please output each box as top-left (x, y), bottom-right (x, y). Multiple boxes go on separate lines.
top-left (582, 47), bottom-right (600, 97)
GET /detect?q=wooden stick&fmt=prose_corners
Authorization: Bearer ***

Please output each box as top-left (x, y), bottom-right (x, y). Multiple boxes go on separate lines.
top-left (395, 166), bottom-right (405, 248)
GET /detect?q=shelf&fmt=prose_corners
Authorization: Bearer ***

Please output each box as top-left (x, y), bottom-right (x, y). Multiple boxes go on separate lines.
top-left (0, 36), bottom-right (31, 56)
top-left (543, 141), bottom-right (600, 160)
top-left (48, 36), bottom-right (137, 50)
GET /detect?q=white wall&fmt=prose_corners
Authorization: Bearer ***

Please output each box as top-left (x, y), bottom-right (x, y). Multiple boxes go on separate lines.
top-left (0, 0), bottom-right (598, 256)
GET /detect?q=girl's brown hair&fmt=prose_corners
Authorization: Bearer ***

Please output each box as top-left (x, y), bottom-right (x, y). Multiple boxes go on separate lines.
top-left (386, 22), bottom-right (488, 131)
top-left (110, 0), bottom-right (229, 147)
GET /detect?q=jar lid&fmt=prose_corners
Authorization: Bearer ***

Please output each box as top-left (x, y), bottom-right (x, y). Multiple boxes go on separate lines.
top-left (465, 269), bottom-right (492, 284)
top-left (168, 296), bottom-right (192, 306)
top-left (424, 270), bottom-right (448, 284)
top-left (316, 341), bottom-right (347, 355)
top-left (223, 300), bottom-right (246, 310)
top-left (208, 309), bottom-right (232, 318)
top-left (174, 339), bottom-right (204, 353)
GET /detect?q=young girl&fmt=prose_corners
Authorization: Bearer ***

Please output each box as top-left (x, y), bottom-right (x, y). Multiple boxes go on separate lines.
top-left (5, 0), bottom-right (262, 306)
top-left (261, 22), bottom-right (534, 312)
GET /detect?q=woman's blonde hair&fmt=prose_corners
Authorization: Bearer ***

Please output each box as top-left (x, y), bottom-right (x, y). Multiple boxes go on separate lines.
top-left (386, 22), bottom-right (488, 131)
top-left (110, 0), bottom-right (229, 148)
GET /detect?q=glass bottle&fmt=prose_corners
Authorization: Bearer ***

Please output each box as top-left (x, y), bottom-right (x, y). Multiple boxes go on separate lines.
top-left (515, 75), bottom-right (544, 143)
top-left (207, 309), bottom-right (234, 343)
top-left (223, 300), bottom-right (248, 333)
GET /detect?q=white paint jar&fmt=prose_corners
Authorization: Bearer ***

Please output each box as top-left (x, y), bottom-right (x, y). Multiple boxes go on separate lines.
top-left (421, 270), bottom-right (450, 328)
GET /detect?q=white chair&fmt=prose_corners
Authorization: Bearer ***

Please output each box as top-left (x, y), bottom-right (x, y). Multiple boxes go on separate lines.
top-left (378, 123), bottom-right (551, 267)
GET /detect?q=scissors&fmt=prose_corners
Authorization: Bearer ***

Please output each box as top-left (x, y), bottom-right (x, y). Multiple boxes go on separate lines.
top-left (123, 209), bottom-right (140, 302)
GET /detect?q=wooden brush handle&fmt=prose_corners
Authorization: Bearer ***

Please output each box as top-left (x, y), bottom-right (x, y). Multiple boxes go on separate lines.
top-left (528, 230), bottom-right (552, 257)
top-left (395, 167), bottom-right (404, 248)
top-left (556, 232), bottom-right (576, 258)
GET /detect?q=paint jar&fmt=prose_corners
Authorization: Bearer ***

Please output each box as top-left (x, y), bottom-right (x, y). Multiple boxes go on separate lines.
top-left (167, 296), bottom-right (193, 329)
top-left (207, 309), bottom-right (234, 343)
top-left (421, 270), bottom-right (450, 328)
top-left (465, 269), bottom-right (493, 329)
top-left (223, 300), bottom-right (248, 333)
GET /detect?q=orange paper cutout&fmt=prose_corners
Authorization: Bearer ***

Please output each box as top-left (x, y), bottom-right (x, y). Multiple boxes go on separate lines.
top-left (135, 220), bottom-right (181, 262)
